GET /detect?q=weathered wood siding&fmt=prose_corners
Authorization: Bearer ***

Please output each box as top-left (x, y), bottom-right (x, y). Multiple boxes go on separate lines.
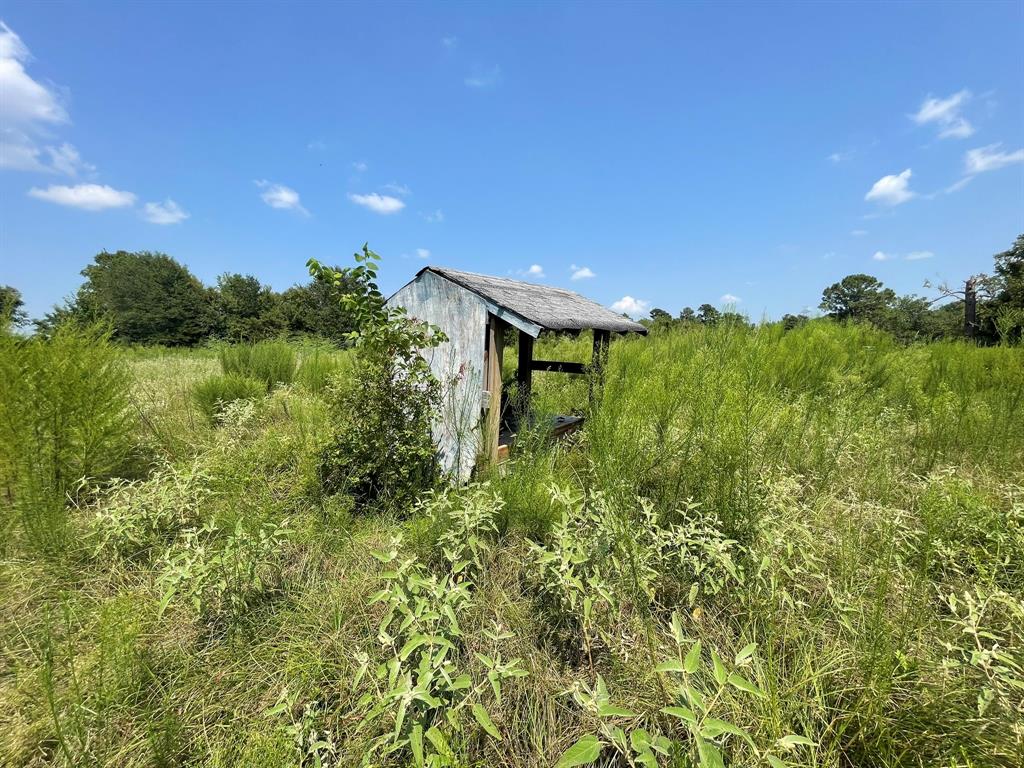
top-left (388, 271), bottom-right (487, 481)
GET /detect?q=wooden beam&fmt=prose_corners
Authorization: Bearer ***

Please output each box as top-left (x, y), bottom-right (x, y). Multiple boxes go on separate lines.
top-left (531, 360), bottom-right (586, 374)
top-left (483, 315), bottom-right (504, 468)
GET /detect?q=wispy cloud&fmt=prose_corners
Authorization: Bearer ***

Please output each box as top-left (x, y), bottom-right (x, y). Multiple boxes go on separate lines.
top-left (0, 23), bottom-right (98, 176)
top-left (850, 229), bottom-right (868, 237)
top-left (828, 150), bottom-right (852, 164)
top-left (964, 143), bottom-right (1024, 174)
top-left (465, 65), bottom-right (501, 89)
top-left (307, 139), bottom-right (326, 151)
top-left (720, 293), bottom-right (741, 304)
top-left (442, 35), bottom-right (457, 49)
top-left (255, 180), bottom-right (309, 215)
top-left (570, 264), bottom-right (595, 280)
top-left (872, 250), bottom-right (893, 261)
top-left (611, 296), bottom-right (649, 317)
top-left (906, 250), bottom-right (934, 261)
top-left (945, 176), bottom-right (974, 194)
top-left (911, 90), bottom-right (974, 139)
top-left (352, 160), bottom-right (368, 172)
top-left (422, 209), bottom-right (444, 223)
top-left (348, 192), bottom-right (405, 214)
top-left (382, 182), bottom-right (411, 196)
top-left (29, 183), bottom-right (135, 211)
top-left (416, 248), bottom-right (430, 260)
top-left (865, 169), bottom-right (915, 206)
top-left (142, 199), bottom-right (189, 225)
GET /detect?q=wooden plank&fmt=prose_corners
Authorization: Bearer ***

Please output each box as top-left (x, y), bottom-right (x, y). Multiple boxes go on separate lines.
top-left (531, 360), bottom-right (586, 374)
top-left (483, 315), bottom-right (504, 467)
top-left (590, 329), bottom-right (610, 404)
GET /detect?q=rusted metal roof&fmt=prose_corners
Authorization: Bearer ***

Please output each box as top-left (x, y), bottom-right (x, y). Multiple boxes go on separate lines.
top-left (418, 266), bottom-right (648, 335)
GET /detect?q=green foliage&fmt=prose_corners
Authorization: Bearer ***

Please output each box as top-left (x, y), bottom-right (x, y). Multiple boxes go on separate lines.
top-left (37, 251), bottom-right (214, 345)
top-left (218, 340), bottom-right (298, 389)
top-left (1, 284), bottom-right (28, 328)
top-left (86, 461), bottom-right (211, 562)
top-left (157, 516), bottom-right (292, 627)
top-left (353, 527), bottom-right (525, 765)
top-left (311, 245), bottom-right (447, 510)
top-left (191, 372), bottom-right (265, 423)
top-left (295, 347), bottom-right (348, 395)
top-left (819, 273), bottom-right (896, 323)
top-left (213, 272), bottom-right (284, 341)
top-left (0, 323), bottom-right (135, 553)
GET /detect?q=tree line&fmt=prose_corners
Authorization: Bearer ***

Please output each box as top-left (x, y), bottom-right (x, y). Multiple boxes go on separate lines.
top-left (2, 233), bottom-right (1021, 345)
top-left (2, 251), bottom-right (365, 345)
top-left (639, 234), bottom-right (1023, 344)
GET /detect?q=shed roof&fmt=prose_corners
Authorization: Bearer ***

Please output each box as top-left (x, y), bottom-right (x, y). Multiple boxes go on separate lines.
top-left (416, 266), bottom-right (648, 335)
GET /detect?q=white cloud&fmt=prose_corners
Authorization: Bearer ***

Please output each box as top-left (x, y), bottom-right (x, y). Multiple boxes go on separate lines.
top-left (465, 65), bottom-right (501, 88)
top-left (415, 248), bottom-right (430, 260)
top-left (382, 182), bottom-right (411, 196)
top-left (352, 160), bottom-right (368, 172)
top-left (442, 35), bottom-right (458, 49)
top-left (348, 192), bottom-right (405, 214)
top-left (255, 180), bottom-right (309, 215)
top-left (850, 229), bottom-right (868, 236)
top-left (28, 183), bottom-right (135, 210)
top-left (422, 209), bottom-right (444, 223)
top-left (522, 264), bottom-right (545, 278)
top-left (906, 251), bottom-right (934, 261)
top-left (911, 90), bottom-right (974, 139)
top-left (964, 143), bottom-right (1024, 174)
top-left (720, 293), bottom-right (741, 304)
top-left (307, 139), bottom-right (326, 151)
top-left (570, 264), bottom-right (595, 280)
top-left (0, 24), bottom-right (99, 178)
top-left (828, 150), bottom-right (853, 164)
top-left (610, 296), bottom-right (649, 316)
top-left (143, 199), bottom-right (189, 225)
top-left (0, 22), bottom-right (68, 128)
top-left (945, 176), bottom-right (974, 194)
top-left (865, 169), bottom-right (915, 206)
top-left (872, 251), bottom-right (892, 261)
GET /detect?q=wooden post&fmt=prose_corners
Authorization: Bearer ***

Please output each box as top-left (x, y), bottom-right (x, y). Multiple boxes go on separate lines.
top-left (484, 316), bottom-right (504, 467)
top-left (516, 331), bottom-right (534, 427)
top-left (589, 330), bottom-right (610, 405)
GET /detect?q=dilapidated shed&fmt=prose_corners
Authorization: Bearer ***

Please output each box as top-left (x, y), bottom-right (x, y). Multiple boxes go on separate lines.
top-left (388, 266), bottom-right (647, 480)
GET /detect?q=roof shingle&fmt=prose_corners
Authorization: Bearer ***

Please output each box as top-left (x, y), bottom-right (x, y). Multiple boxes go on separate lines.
top-left (419, 266), bottom-right (648, 335)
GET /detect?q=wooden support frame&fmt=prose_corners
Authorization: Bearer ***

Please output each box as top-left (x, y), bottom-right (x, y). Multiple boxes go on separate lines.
top-left (531, 360), bottom-right (586, 374)
top-left (483, 315), bottom-right (505, 468)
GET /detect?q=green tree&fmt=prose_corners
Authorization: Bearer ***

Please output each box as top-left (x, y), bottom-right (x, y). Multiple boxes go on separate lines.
top-left (678, 307), bottom-right (697, 324)
top-left (274, 268), bottom-right (362, 343)
top-left (38, 251), bottom-right (213, 345)
top-left (819, 274), bottom-right (895, 324)
top-left (1, 286), bottom-right (28, 329)
top-left (214, 272), bottom-right (283, 341)
top-left (697, 304), bottom-right (721, 325)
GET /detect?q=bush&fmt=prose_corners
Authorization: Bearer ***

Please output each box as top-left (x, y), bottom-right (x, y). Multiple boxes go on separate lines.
top-left (310, 246), bottom-right (446, 510)
top-left (191, 373), bottom-right (265, 423)
top-left (218, 341), bottom-right (296, 390)
top-left (0, 323), bottom-right (135, 553)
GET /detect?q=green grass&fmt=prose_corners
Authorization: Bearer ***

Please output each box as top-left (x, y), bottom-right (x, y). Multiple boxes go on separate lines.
top-left (1, 322), bottom-right (1021, 767)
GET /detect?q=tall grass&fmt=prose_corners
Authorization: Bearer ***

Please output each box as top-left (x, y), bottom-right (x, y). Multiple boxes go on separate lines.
top-left (1, 322), bottom-right (1021, 767)
top-left (218, 341), bottom-right (297, 390)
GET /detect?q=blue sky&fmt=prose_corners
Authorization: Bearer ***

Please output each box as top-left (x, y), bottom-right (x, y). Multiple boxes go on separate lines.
top-left (2, 1), bottom-right (1022, 322)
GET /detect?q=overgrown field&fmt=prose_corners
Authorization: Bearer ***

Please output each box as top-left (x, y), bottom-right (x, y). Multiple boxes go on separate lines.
top-left (1, 322), bottom-right (1022, 767)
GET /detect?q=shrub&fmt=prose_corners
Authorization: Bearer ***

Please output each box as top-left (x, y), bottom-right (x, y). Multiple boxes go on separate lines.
top-left (191, 373), bottom-right (265, 423)
top-left (0, 323), bottom-right (134, 553)
top-left (218, 341), bottom-right (297, 390)
top-left (310, 246), bottom-right (446, 510)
